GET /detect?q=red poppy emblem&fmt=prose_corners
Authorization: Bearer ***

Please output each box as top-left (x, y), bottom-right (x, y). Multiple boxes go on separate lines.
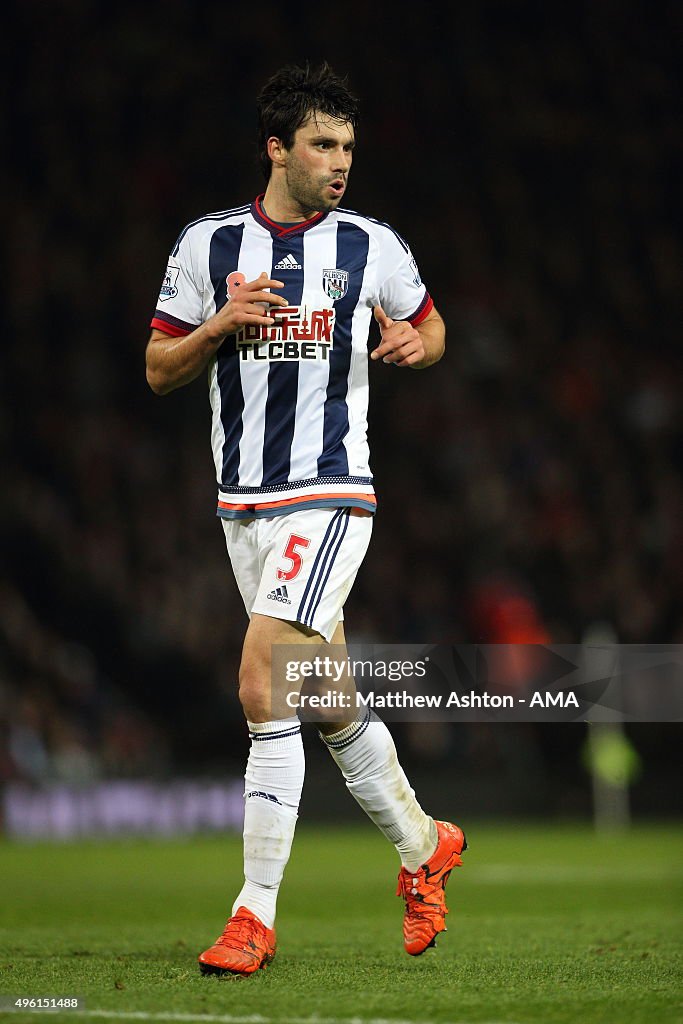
top-left (226, 271), bottom-right (246, 299)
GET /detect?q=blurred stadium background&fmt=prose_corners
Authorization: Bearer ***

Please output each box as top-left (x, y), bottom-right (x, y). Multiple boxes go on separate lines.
top-left (1, 0), bottom-right (682, 838)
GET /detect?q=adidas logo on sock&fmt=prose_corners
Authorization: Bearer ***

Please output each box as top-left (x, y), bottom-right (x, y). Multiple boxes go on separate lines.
top-left (267, 585), bottom-right (292, 605)
top-left (274, 253), bottom-right (302, 270)
top-left (246, 790), bottom-right (282, 804)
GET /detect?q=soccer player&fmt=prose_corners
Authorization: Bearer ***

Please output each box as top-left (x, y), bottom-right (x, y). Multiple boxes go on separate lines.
top-left (145, 62), bottom-right (466, 976)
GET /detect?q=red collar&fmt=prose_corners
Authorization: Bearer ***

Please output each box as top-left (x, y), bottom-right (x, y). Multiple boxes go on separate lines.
top-left (251, 194), bottom-right (330, 238)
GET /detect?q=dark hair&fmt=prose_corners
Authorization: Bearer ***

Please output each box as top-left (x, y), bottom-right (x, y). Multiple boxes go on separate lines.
top-left (256, 62), bottom-right (360, 180)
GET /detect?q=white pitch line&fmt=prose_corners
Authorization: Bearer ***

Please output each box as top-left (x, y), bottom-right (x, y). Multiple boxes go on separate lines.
top-left (8, 1010), bottom-right (521, 1024)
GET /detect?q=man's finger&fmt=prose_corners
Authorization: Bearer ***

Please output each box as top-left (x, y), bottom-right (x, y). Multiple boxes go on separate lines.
top-left (243, 301), bottom-right (287, 316)
top-left (246, 275), bottom-right (285, 291)
top-left (248, 290), bottom-right (290, 307)
top-left (371, 334), bottom-right (400, 361)
top-left (373, 331), bottom-right (423, 364)
top-left (371, 321), bottom-right (412, 358)
top-left (373, 304), bottom-right (393, 329)
top-left (241, 311), bottom-right (276, 325)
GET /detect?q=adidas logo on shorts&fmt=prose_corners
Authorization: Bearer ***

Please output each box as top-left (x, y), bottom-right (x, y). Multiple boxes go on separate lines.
top-left (267, 585), bottom-right (292, 605)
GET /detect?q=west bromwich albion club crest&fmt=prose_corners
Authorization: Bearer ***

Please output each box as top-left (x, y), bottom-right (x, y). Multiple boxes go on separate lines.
top-left (322, 268), bottom-right (349, 301)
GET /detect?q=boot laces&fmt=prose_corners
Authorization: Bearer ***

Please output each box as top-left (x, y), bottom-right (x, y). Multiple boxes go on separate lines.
top-left (397, 866), bottom-right (450, 917)
top-left (215, 911), bottom-right (261, 950)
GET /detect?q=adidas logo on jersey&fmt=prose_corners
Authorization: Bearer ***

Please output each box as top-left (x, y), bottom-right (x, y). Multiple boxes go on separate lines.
top-left (267, 585), bottom-right (292, 605)
top-left (274, 253), bottom-right (302, 270)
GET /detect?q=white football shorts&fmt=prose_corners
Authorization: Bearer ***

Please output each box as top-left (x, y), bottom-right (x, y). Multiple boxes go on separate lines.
top-left (222, 507), bottom-right (373, 642)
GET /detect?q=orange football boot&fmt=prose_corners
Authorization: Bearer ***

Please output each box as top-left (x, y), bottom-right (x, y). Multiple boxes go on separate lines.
top-left (198, 906), bottom-right (276, 976)
top-left (396, 820), bottom-right (467, 956)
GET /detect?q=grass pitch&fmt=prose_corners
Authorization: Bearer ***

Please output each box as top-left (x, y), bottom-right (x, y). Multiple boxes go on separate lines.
top-left (0, 823), bottom-right (681, 1024)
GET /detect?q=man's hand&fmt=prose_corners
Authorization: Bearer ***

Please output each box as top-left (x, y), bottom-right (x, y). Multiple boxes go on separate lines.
top-left (146, 271), bottom-right (291, 395)
top-left (370, 305), bottom-right (426, 367)
top-left (206, 271), bottom-right (290, 341)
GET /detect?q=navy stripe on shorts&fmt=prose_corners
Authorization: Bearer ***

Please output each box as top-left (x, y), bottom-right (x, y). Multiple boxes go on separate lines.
top-left (296, 509), bottom-right (348, 627)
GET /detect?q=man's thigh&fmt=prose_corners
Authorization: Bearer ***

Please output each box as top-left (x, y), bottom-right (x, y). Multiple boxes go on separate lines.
top-left (223, 508), bottom-right (372, 642)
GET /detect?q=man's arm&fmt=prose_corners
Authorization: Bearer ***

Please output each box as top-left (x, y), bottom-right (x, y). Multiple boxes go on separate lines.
top-left (145, 273), bottom-right (289, 395)
top-left (146, 323), bottom-right (225, 395)
top-left (370, 304), bottom-right (445, 369)
top-left (414, 306), bottom-right (446, 368)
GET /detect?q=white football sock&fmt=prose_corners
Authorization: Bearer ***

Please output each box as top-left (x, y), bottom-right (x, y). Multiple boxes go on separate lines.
top-left (232, 718), bottom-right (305, 929)
top-left (321, 711), bottom-right (437, 872)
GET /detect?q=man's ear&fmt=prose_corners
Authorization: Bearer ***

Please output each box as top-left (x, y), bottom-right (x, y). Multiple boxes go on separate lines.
top-left (267, 137), bottom-right (287, 170)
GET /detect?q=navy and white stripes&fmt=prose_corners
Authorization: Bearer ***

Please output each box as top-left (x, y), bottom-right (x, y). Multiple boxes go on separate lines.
top-left (171, 205), bottom-right (250, 256)
top-left (248, 723), bottom-right (302, 742)
top-left (152, 198), bottom-right (432, 520)
top-left (321, 708), bottom-right (372, 751)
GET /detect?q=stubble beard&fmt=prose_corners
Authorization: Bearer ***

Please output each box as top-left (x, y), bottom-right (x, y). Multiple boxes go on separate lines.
top-left (285, 161), bottom-right (340, 216)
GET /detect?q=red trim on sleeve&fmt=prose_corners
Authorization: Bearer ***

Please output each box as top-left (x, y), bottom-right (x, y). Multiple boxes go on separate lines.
top-left (409, 294), bottom-right (434, 327)
top-left (150, 317), bottom-right (191, 338)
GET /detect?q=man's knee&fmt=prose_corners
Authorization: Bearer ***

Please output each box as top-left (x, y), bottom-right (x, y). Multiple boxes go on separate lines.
top-left (238, 613), bottom-right (329, 722)
top-left (238, 650), bottom-right (272, 723)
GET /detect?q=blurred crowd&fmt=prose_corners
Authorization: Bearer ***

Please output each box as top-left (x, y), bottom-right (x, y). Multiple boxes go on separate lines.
top-left (1, 0), bottom-right (681, 800)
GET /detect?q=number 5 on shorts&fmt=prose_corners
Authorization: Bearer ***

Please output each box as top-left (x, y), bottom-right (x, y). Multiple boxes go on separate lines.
top-left (277, 534), bottom-right (311, 582)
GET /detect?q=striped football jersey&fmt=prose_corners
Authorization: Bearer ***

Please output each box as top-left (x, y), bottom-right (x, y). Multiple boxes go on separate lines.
top-left (150, 195), bottom-right (434, 519)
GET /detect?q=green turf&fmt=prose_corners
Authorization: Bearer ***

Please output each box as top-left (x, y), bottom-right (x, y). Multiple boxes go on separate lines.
top-left (0, 824), bottom-right (681, 1024)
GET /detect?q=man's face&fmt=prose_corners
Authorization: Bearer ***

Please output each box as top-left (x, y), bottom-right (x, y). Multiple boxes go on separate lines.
top-left (280, 111), bottom-right (355, 214)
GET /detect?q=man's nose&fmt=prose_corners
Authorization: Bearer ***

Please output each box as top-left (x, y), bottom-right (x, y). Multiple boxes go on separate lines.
top-left (333, 148), bottom-right (351, 172)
